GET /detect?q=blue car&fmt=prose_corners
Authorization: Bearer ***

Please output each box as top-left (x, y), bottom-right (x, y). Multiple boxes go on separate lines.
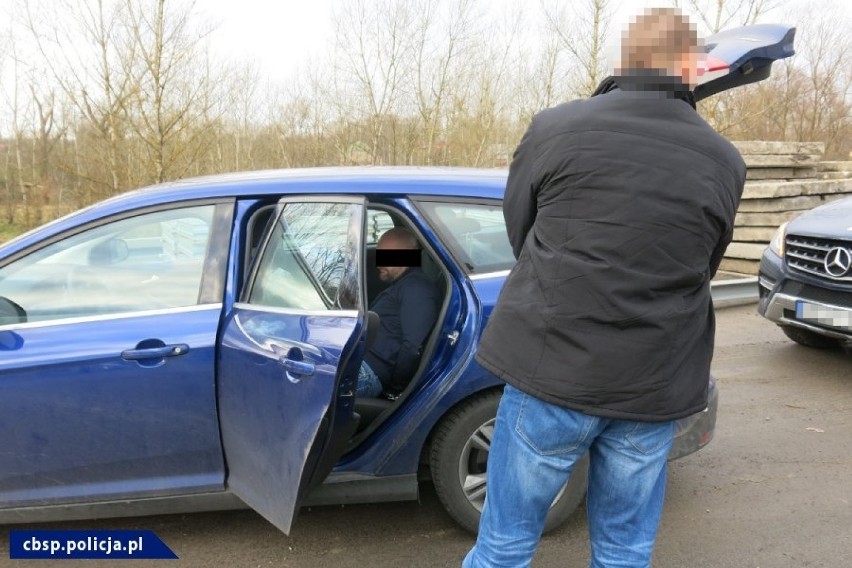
top-left (0, 24), bottom-right (794, 535)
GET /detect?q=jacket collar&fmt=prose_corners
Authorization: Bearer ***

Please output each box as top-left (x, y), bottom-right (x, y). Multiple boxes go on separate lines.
top-left (612, 69), bottom-right (696, 108)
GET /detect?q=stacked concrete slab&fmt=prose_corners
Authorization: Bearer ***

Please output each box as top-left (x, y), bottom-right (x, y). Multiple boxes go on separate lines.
top-left (719, 141), bottom-right (852, 275)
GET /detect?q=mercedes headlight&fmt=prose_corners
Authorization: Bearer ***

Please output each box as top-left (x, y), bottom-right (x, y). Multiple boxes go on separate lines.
top-left (768, 222), bottom-right (788, 257)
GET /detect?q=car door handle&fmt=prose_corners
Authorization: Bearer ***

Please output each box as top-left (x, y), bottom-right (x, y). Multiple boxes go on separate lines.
top-left (279, 357), bottom-right (316, 376)
top-left (122, 343), bottom-right (190, 360)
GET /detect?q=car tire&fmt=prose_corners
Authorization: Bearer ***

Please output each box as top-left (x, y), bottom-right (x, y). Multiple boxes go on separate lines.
top-left (781, 325), bottom-right (839, 349)
top-left (429, 390), bottom-right (588, 535)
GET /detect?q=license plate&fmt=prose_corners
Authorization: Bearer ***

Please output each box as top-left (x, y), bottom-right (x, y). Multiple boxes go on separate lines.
top-left (796, 300), bottom-right (852, 331)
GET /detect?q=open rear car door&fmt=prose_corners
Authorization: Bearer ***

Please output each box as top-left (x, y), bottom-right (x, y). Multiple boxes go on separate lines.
top-left (592, 23), bottom-right (796, 101)
top-left (217, 198), bottom-right (366, 534)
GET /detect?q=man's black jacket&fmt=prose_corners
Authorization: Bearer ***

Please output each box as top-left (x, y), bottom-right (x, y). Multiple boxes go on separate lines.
top-left (475, 72), bottom-right (746, 422)
top-left (364, 267), bottom-right (441, 394)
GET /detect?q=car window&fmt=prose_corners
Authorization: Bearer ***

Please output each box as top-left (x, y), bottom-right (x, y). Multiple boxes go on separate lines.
top-left (417, 201), bottom-right (514, 273)
top-left (248, 202), bottom-right (362, 311)
top-left (366, 210), bottom-right (395, 245)
top-left (0, 205), bottom-right (216, 324)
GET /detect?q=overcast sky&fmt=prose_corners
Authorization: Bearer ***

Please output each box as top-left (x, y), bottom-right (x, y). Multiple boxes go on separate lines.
top-left (197, 0), bottom-right (828, 84)
top-left (0, 0), bottom-right (847, 132)
top-left (197, 0), bottom-right (679, 81)
top-left (1, 0), bottom-right (846, 85)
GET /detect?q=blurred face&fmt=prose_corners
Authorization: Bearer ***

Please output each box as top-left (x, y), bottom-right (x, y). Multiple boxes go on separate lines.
top-left (679, 49), bottom-right (704, 88)
top-left (376, 237), bottom-right (410, 283)
top-left (617, 8), bottom-right (701, 87)
top-left (377, 264), bottom-right (406, 282)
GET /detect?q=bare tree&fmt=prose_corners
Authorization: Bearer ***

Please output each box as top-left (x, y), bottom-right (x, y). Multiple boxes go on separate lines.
top-left (331, 0), bottom-right (419, 164)
top-left (699, 1), bottom-right (851, 160)
top-left (411, 0), bottom-right (479, 164)
top-left (444, 4), bottom-right (526, 167)
top-left (788, 7), bottom-right (846, 158)
top-left (541, 0), bottom-right (614, 97)
top-left (2, 0), bottom-right (850, 244)
top-left (520, 34), bottom-right (564, 117)
top-left (123, 0), bottom-right (219, 184)
top-left (5, 42), bottom-right (30, 225)
top-left (790, 3), bottom-right (851, 156)
top-left (27, 85), bottom-right (69, 218)
top-left (22, 0), bottom-right (135, 199)
top-left (671, 0), bottom-right (781, 33)
top-left (1, 14), bottom-right (18, 225)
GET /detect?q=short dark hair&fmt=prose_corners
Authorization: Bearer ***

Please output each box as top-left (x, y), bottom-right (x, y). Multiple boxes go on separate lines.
top-left (620, 8), bottom-right (699, 71)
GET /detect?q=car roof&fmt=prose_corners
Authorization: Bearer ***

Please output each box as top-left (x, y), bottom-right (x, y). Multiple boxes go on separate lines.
top-left (146, 166), bottom-right (508, 200)
top-left (0, 167), bottom-right (509, 255)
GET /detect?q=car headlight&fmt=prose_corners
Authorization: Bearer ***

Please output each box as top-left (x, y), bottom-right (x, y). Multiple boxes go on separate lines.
top-left (768, 222), bottom-right (788, 257)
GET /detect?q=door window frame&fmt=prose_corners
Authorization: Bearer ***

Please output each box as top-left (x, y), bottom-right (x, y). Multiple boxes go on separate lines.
top-left (0, 199), bottom-right (234, 330)
top-left (411, 196), bottom-right (514, 276)
top-left (239, 195), bottom-right (368, 316)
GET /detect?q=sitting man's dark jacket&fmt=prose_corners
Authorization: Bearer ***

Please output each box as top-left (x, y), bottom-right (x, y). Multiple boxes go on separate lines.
top-left (363, 267), bottom-right (441, 394)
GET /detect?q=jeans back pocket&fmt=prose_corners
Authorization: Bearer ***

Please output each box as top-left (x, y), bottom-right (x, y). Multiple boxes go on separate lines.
top-left (513, 389), bottom-right (597, 456)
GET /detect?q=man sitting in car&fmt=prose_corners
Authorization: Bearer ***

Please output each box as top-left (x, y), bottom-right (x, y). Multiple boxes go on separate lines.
top-left (356, 228), bottom-right (441, 398)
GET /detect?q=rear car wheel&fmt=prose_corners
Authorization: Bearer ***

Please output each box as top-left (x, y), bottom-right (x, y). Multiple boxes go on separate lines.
top-left (429, 390), bottom-right (587, 535)
top-left (781, 325), bottom-right (840, 349)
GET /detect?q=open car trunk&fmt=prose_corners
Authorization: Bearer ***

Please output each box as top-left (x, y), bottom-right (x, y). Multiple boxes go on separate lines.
top-left (592, 23), bottom-right (796, 102)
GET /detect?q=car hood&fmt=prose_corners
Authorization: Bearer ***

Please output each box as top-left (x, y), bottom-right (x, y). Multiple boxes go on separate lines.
top-left (787, 196), bottom-right (852, 239)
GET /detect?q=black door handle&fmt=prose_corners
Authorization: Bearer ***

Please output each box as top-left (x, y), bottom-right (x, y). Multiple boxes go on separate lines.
top-left (122, 343), bottom-right (190, 361)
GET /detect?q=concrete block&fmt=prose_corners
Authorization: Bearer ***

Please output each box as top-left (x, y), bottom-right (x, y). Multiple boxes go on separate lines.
top-left (718, 257), bottom-right (760, 276)
top-left (733, 227), bottom-right (779, 242)
top-left (738, 194), bottom-right (826, 212)
top-left (746, 167), bottom-right (816, 180)
top-left (733, 141), bottom-right (826, 155)
top-left (742, 178), bottom-right (852, 199)
top-left (741, 154), bottom-right (822, 168)
top-left (735, 210), bottom-right (806, 227)
top-left (817, 161), bottom-right (852, 172)
top-left (725, 242), bottom-right (769, 260)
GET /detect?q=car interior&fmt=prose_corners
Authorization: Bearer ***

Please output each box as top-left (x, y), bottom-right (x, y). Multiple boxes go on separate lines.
top-left (244, 200), bottom-right (453, 443)
top-left (352, 204), bottom-right (451, 439)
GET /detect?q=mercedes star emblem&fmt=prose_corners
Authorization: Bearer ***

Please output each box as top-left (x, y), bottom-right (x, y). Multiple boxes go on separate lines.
top-left (824, 246), bottom-right (852, 278)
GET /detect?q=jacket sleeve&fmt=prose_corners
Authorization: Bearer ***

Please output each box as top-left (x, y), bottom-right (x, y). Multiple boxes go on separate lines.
top-left (709, 161), bottom-right (746, 278)
top-left (504, 117), bottom-right (541, 260)
top-left (708, 228), bottom-right (733, 278)
top-left (386, 278), bottom-right (441, 393)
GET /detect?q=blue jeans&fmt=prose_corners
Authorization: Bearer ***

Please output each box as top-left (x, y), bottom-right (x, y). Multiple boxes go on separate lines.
top-left (463, 385), bottom-right (675, 568)
top-left (356, 361), bottom-right (383, 397)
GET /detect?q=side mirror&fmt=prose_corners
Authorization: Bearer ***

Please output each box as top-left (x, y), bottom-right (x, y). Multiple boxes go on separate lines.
top-left (88, 238), bottom-right (129, 265)
top-left (0, 296), bottom-right (26, 325)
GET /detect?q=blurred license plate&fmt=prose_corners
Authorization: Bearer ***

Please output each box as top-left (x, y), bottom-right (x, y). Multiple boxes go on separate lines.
top-left (796, 301), bottom-right (852, 330)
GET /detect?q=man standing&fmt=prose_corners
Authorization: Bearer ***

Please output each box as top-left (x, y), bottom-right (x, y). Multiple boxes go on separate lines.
top-left (357, 227), bottom-right (441, 398)
top-left (464, 8), bottom-right (745, 568)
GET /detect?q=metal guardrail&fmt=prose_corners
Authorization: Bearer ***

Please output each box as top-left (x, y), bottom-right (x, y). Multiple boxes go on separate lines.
top-left (710, 277), bottom-right (759, 306)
